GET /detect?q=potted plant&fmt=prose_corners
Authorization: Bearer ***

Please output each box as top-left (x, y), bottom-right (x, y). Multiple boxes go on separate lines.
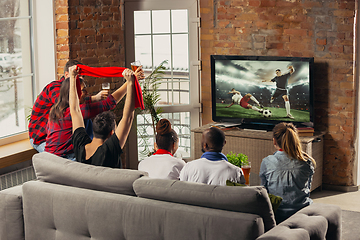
top-left (136, 60), bottom-right (168, 158)
top-left (226, 151), bottom-right (249, 168)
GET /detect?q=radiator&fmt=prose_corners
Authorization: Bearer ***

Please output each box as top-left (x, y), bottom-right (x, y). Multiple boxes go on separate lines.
top-left (0, 166), bottom-right (36, 191)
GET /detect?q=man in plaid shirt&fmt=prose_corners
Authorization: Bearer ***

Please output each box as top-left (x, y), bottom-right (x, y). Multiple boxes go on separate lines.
top-left (28, 60), bottom-right (108, 152)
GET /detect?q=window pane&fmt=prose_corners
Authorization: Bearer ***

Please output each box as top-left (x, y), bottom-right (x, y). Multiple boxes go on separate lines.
top-left (153, 35), bottom-right (171, 68)
top-left (134, 11), bottom-right (151, 34)
top-left (0, 0), bottom-right (33, 139)
top-left (172, 34), bottom-right (188, 71)
top-left (0, 76), bottom-right (32, 138)
top-left (135, 35), bottom-right (152, 70)
top-left (152, 10), bottom-right (170, 34)
top-left (171, 10), bottom-right (188, 33)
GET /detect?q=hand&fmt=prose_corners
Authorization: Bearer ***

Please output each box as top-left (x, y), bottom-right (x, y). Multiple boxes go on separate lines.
top-left (93, 90), bottom-right (109, 101)
top-left (69, 65), bottom-right (78, 78)
top-left (134, 66), bottom-right (145, 80)
top-left (122, 68), bottom-right (135, 83)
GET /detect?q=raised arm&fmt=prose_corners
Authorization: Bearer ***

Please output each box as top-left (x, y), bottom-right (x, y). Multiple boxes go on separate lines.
top-left (115, 68), bottom-right (136, 149)
top-left (111, 66), bottom-right (144, 104)
top-left (69, 66), bottom-right (85, 133)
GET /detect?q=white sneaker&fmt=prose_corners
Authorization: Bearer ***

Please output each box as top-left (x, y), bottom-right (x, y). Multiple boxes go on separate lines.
top-left (270, 99), bottom-right (274, 103)
top-left (286, 113), bottom-right (294, 119)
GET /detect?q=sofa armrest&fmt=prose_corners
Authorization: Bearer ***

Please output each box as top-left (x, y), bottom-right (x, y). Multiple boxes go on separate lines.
top-left (256, 203), bottom-right (341, 240)
top-left (0, 185), bottom-right (25, 240)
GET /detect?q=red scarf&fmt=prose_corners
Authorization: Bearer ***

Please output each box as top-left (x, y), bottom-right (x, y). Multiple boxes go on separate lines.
top-left (76, 64), bottom-right (145, 110)
top-left (153, 149), bottom-right (173, 156)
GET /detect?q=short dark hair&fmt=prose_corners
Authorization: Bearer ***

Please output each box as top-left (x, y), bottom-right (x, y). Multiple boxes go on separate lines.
top-left (64, 59), bottom-right (82, 75)
top-left (275, 69), bottom-right (281, 72)
top-left (205, 127), bottom-right (225, 152)
top-left (93, 111), bottom-right (116, 140)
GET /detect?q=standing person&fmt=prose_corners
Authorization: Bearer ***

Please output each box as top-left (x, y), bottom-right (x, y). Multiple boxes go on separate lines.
top-left (45, 65), bottom-right (143, 160)
top-left (138, 119), bottom-right (185, 180)
top-left (69, 66), bottom-right (136, 168)
top-left (225, 88), bottom-right (264, 114)
top-left (28, 60), bottom-right (108, 152)
top-left (180, 127), bottom-right (245, 186)
top-left (259, 122), bottom-right (316, 223)
top-left (263, 66), bottom-right (295, 119)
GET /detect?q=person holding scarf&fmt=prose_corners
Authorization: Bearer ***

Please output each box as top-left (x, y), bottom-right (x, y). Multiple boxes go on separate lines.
top-left (138, 119), bottom-right (185, 180)
top-left (180, 127), bottom-right (245, 185)
top-left (70, 66), bottom-right (136, 167)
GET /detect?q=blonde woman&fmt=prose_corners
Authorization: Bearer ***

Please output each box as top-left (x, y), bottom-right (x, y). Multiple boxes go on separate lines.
top-left (259, 122), bottom-right (316, 223)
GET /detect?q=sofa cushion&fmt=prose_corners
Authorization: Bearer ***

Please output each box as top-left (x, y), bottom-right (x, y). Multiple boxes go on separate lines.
top-left (0, 185), bottom-right (24, 240)
top-left (257, 203), bottom-right (341, 240)
top-left (23, 181), bottom-right (265, 240)
top-left (133, 177), bottom-right (276, 232)
top-left (32, 152), bottom-right (148, 196)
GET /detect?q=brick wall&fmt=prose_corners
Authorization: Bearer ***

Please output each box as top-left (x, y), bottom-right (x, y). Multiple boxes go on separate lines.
top-left (55, 0), bottom-right (125, 95)
top-left (55, 0), bottom-right (129, 167)
top-left (200, 0), bottom-right (357, 186)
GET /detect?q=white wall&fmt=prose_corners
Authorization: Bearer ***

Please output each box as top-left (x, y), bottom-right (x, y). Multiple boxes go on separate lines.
top-left (32, 0), bottom-right (56, 94)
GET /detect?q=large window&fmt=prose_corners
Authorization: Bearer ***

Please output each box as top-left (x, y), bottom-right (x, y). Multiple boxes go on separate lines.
top-left (125, 0), bottom-right (200, 161)
top-left (0, 0), bottom-right (33, 140)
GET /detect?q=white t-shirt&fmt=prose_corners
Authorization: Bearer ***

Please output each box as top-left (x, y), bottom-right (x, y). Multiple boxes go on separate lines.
top-left (232, 93), bottom-right (242, 104)
top-left (179, 158), bottom-right (245, 186)
top-left (138, 154), bottom-right (186, 180)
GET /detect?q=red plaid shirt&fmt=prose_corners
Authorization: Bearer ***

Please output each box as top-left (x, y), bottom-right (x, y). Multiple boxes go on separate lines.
top-left (28, 76), bottom-right (90, 145)
top-left (45, 95), bottom-right (117, 157)
top-left (28, 77), bottom-right (64, 145)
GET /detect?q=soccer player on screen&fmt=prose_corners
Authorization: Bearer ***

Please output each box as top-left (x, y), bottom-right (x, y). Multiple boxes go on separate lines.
top-left (263, 66), bottom-right (295, 119)
top-left (225, 89), bottom-right (264, 114)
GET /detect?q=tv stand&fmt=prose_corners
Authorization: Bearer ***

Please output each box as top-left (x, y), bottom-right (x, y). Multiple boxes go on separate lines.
top-left (191, 123), bottom-right (324, 191)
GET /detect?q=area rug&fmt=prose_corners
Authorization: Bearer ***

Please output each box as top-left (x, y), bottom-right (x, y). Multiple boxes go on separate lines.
top-left (342, 210), bottom-right (360, 240)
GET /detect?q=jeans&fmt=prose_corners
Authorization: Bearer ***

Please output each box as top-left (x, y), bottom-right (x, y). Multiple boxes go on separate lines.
top-left (29, 138), bottom-right (46, 153)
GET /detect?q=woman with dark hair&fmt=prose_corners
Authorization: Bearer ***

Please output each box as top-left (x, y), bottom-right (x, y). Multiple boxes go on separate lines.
top-left (259, 122), bottom-right (316, 223)
top-left (138, 119), bottom-right (185, 180)
top-left (46, 65), bottom-right (143, 160)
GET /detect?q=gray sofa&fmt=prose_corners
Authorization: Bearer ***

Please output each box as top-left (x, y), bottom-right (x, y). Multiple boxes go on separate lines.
top-left (0, 152), bottom-right (341, 240)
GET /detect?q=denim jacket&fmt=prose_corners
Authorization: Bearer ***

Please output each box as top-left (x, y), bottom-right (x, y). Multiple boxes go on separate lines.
top-left (260, 151), bottom-right (314, 222)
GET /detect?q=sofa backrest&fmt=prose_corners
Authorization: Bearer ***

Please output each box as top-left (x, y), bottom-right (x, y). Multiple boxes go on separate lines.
top-left (133, 177), bottom-right (276, 232)
top-left (32, 152), bottom-right (148, 196)
top-left (23, 181), bottom-right (265, 240)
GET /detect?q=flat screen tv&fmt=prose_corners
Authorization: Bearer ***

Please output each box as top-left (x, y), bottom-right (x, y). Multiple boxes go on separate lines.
top-left (211, 55), bottom-right (314, 130)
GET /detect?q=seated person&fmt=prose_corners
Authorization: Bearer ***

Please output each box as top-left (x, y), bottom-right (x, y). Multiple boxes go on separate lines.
top-left (138, 119), bottom-right (186, 180)
top-left (259, 122), bottom-right (316, 223)
top-left (28, 59), bottom-right (107, 152)
top-left (180, 127), bottom-right (245, 186)
top-left (70, 66), bottom-right (136, 168)
top-left (45, 65), bottom-right (142, 160)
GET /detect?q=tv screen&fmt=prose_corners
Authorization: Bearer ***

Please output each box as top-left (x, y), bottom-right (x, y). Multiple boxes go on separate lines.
top-left (211, 55), bottom-right (314, 129)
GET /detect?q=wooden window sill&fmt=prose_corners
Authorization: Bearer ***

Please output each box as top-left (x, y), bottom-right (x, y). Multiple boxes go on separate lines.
top-left (0, 139), bottom-right (37, 169)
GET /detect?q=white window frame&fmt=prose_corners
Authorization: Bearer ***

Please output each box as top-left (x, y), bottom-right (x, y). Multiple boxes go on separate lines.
top-left (124, 0), bottom-right (201, 166)
top-left (0, 0), bottom-right (56, 146)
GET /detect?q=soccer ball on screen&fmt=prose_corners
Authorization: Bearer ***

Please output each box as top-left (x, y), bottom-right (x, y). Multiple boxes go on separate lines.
top-left (262, 109), bottom-right (272, 118)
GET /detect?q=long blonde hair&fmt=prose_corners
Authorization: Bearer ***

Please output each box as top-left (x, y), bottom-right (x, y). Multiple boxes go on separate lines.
top-left (273, 122), bottom-right (316, 167)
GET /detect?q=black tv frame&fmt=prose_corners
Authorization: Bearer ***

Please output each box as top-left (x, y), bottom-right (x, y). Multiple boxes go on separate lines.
top-left (211, 55), bottom-right (314, 131)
